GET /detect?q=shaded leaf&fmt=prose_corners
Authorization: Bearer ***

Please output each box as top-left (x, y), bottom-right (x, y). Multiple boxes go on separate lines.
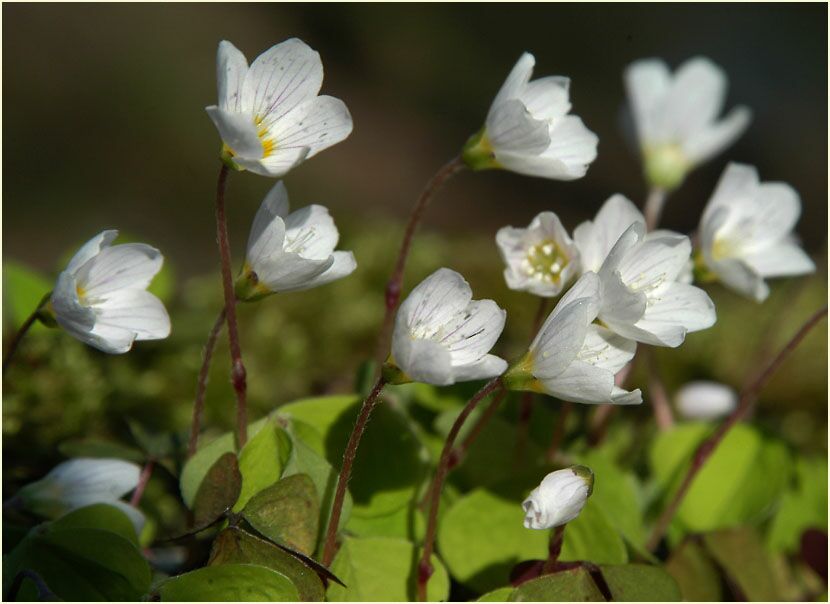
top-left (158, 563), bottom-right (299, 601)
top-left (192, 452), bottom-right (241, 529)
top-left (664, 539), bottom-right (722, 601)
top-left (58, 438), bottom-right (145, 463)
top-left (51, 503), bottom-right (139, 545)
top-left (242, 474), bottom-right (319, 556)
top-left (509, 567), bottom-right (605, 601)
top-left (703, 527), bottom-right (783, 600)
top-left (600, 564), bottom-right (681, 601)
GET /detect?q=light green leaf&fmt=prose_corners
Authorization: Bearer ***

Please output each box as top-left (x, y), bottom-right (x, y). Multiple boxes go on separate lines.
top-left (159, 563), bottom-right (300, 601)
top-left (51, 503), bottom-right (139, 545)
top-left (327, 536), bottom-right (450, 601)
top-left (704, 527), bottom-right (784, 601)
top-left (477, 586), bottom-right (515, 601)
top-left (767, 455), bottom-right (827, 553)
top-left (559, 499), bottom-right (628, 565)
top-left (234, 420), bottom-right (292, 511)
top-left (3, 260), bottom-right (51, 329)
top-left (508, 568), bottom-right (605, 601)
top-left (600, 564), bottom-right (681, 601)
top-left (665, 539), bottom-right (723, 601)
top-left (277, 395), bottom-right (359, 443)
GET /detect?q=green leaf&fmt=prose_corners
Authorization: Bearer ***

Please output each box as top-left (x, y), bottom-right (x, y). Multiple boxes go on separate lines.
top-left (179, 417), bottom-right (269, 508)
top-left (509, 568), bottom-right (605, 601)
top-left (327, 536), bottom-right (450, 601)
top-left (242, 474), bottom-right (319, 556)
top-left (4, 526), bottom-right (151, 601)
top-left (767, 455), bottom-right (828, 553)
top-left (51, 503), bottom-right (139, 545)
top-left (58, 438), bottom-right (145, 463)
top-left (277, 395), bottom-right (360, 444)
top-left (3, 260), bottom-right (51, 328)
top-left (665, 539), bottom-right (723, 601)
top-left (208, 528), bottom-right (324, 601)
top-left (559, 500), bottom-right (628, 565)
top-left (346, 500), bottom-right (426, 541)
top-left (159, 563), bottom-right (300, 601)
top-left (477, 586), bottom-right (515, 601)
top-left (650, 423), bottom-right (792, 533)
top-left (192, 452), bottom-right (241, 528)
top-left (600, 564), bottom-right (681, 601)
top-left (703, 527), bottom-right (784, 601)
top-left (234, 420), bottom-right (292, 511)
top-left (127, 419), bottom-right (175, 459)
top-left (437, 488), bottom-right (548, 593)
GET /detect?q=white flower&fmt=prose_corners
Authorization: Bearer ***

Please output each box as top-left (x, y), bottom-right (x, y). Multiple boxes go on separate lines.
top-left (235, 182), bottom-right (357, 300)
top-left (597, 223), bottom-right (716, 347)
top-left (698, 163), bottom-right (815, 302)
top-left (388, 268), bottom-right (507, 386)
top-left (50, 230), bottom-right (171, 354)
top-left (573, 194), bottom-right (645, 274)
top-left (505, 272), bottom-right (641, 405)
top-left (496, 212), bottom-right (580, 297)
top-left (16, 458), bottom-right (145, 533)
top-left (522, 466), bottom-right (594, 530)
top-left (675, 381), bottom-right (738, 421)
top-left (463, 53), bottom-right (598, 180)
top-left (625, 56), bottom-right (751, 190)
top-left (206, 39), bottom-right (353, 177)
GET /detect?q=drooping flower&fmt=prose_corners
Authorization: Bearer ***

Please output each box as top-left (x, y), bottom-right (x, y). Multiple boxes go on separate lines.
top-left (625, 56), bottom-right (751, 190)
top-left (206, 39), bottom-right (353, 177)
top-left (522, 466), bottom-right (594, 530)
top-left (697, 163), bottom-right (815, 302)
top-left (386, 268), bottom-right (507, 386)
top-left (496, 212), bottom-right (580, 297)
top-left (504, 272), bottom-right (641, 405)
top-left (49, 230), bottom-right (171, 354)
top-left (463, 53), bottom-right (598, 180)
top-left (572, 194), bottom-right (645, 274)
top-left (15, 458), bottom-right (145, 533)
top-left (235, 182), bottom-right (357, 301)
top-left (596, 223), bottom-right (716, 347)
top-left (675, 380), bottom-right (738, 421)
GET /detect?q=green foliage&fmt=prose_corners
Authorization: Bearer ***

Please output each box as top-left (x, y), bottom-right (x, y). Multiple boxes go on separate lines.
top-left (327, 536), bottom-right (450, 601)
top-left (703, 527), bottom-right (785, 600)
top-left (234, 420), bottom-right (293, 511)
top-left (509, 568), bottom-right (605, 601)
top-left (665, 539), bottom-right (723, 601)
top-left (192, 452), bottom-right (242, 528)
top-left (3, 260), bottom-right (51, 328)
top-left (559, 500), bottom-right (628, 565)
top-left (158, 563), bottom-right (300, 601)
top-left (599, 564), bottom-right (681, 601)
top-left (242, 474), bottom-right (319, 556)
top-left (766, 455), bottom-right (828, 553)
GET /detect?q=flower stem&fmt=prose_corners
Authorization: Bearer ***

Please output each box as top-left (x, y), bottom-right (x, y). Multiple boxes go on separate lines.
top-left (213, 163), bottom-right (248, 449)
top-left (374, 156), bottom-right (466, 364)
top-left (643, 187), bottom-right (667, 231)
top-left (645, 305), bottom-right (827, 551)
top-left (2, 298), bottom-right (47, 376)
top-left (545, 402), bottom-right (573, 463)
top-left (321, 376), bottom-right (387, 567)
top-left (542, 525), bottom-right (566, 574)
top-left (515, 298), bottom-right (551, 463)
top-left (417, 377), bottom-right (503, 601)
top-left (188, 307), bottom-right (227, 457)
top-left (645, 348), bottom-right (673, 430)
top-left (130, 460), bottom-right (155, 507)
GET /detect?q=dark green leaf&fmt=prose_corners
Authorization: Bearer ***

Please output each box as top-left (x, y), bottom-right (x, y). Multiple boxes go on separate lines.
top-left (242, 474), bottom-right (319, 556)
top-left (703, 527), bottom-right (784, 601)
top-left (159, 563), bottom-right (299, 601)
top-left (58, 438), bottom-right (145, 463)
top-left (192, 452), bottom-right (241, 528)
top-left (208, 528), bottom-right (324, 601)
top-left (600, 564), bottom-right (681, 601)
top-left (51, 503), bottom-right (139, 545)
top-left (665, 539), bottom-right (723, 601)
top-left (127, 419), bottom-right (175, 459)
top-left (509, 568), bottom-right (605, 601)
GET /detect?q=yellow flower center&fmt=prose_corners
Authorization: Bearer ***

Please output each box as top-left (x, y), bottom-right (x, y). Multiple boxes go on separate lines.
top-left (255, 115), bottom-right (277, 158)
top-left (521, 240), bottom-right (569, 284)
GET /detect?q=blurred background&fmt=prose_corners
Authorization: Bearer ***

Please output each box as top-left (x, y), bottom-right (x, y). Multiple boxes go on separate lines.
top-left (3, 4), bottom-right (827, 484)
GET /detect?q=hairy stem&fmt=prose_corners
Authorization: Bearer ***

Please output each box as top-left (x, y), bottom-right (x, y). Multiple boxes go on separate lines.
top-left (188, 307), bottom-right (227, 457)
top-left (643, 187), bottom-right (667, 231)
top-left (375, 157), bottom-right (466, 364)
top-left (130, 460), bottom-right (155, 507)
top-left (542, 525), bottom-right (566, 574)
top-left (321, 377), bottom-right (387, 567)
top-left (3, 302), bottom-right (44, 376)
top-left (645, 348), bottom-right (674, 430)
top-left (213, 163), bottom-right (248, 449)
top-left (417, 377), bottom-right (503, 601)
top-left (646, 306), bottom-right (827, 550)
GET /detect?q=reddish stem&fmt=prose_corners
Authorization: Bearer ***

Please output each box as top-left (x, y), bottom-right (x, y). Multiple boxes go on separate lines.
top-left (213, 164), bottom-right (248, 449)
top-left (514, 298), bottom-right (551, 463)
top-left (3, 305), bottom-right (41, 376)
top-left (374, 157), bottom-right (466, 364)
top-left (188, 307), bottom-right (227, 457)
top-left (645, 348), bottom-right (674, 430)
top-left (646, 306), bottom-right (827, 550)
top-left (542, 525), bottom-right (567, 574)
top-left (545, 402), bottom-right (574, 464)
top-left (130, 460), bottom-right (155, 507)
top-left (321, 377), bottom-right (387, 566)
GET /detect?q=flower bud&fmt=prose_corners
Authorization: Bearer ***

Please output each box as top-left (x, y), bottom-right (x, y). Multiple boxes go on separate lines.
top-left (522, 466), bottom-right (594, 530)
top-left (675, 380), bottom-right (737, 421)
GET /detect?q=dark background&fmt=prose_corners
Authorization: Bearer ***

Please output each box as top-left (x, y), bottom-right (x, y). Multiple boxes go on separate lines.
top-left (3, 3), bottom-right (827, 274)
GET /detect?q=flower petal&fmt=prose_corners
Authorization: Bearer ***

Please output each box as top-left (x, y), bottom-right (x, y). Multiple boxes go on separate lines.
top-left (254, 251), bottom-right (334, 293)
top-left (710, 257), bottom-right (769, 302)
top-left (247, 182), bottom-right (289, 270)
top-left (91, 289), bottom-right (171, 343)
top-left (487, 99), bottom-right (551, 154)
top-left (217, 40), bottom-right (248, 112)
top-left (538, 359), bottom-right (615, 404)
top-left (266, 95), bottom-right (353, 160)
top-left (283, 204), bottom-right (340, 259)
top-left (573, 194), bottom-right (644, 274)
top-left (51, 271), bottom-right (96, 337)
top-left (397, 269), bottom-right (472, 339)
top-left (278, 250), bottom-right (357, 292)
top-left (65, 230), bottom-right (119, 275)
top-left (235, 147), bottom-right (310, 178)
top-left (519, 76), bottom-right (571, 121)
top-left (530, 299), bottom-right (590, 379)
top-left (624, 58), bottom-right (672, 143)
top-left (741, 240), bottom-right (815, 278)
top-left (205, 105), bottom-right (263, 158)
top-left (76, 244), bottom-right (163, 299)
top-left (441, 299), bottom-right (507, 366)
top-left (392, 335), bottom-right (454, 386)
top-left (724, 182), bottom-right (802, 251)
top-left (577, 325), bottom-right (637, 374)
top-left (241, 38), bottom-right (323, 125)
top-left (682, 106), bottom-right (751, 165)
top-left (658, 57), bottom-right (727, 141)
top-left (629, 282), bottom-right (716, 346)
top-left (490, 52), bottom-right (535, 111)
top-left (616, 233), bottom-right (692, 292)
top-left (452, 354), bottom-right (508, 382)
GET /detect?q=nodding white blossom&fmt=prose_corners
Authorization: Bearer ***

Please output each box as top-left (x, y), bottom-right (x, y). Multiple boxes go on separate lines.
top-left (698, 163), bottom-right (815, 302)
top-left (597, 223), bottom-right (716, 347)
top-left (387, 268), bottom-right (507, 386)
top-left (206, 39), bottom-right (353, 178)
top-left (675, 380), bottom-right (738, 421)
top-left (50, 231), bottom-right (171, 354)
top-left (523, 466), bottom-right (594, 530)
top-left (496, 212), bottom-right (580, 297)
top-left (573, 194), bottom-right (646, 274)
top-left (504, 272), bottom-right (641, 405)
top-left (463, 52), bottom-right (598, 180)
top-left (15, 458), bottom-right (145, 533)
top-left (625, 56), bottom-right (751, 190)
top-left (235, 182), bottom-right (357, 301)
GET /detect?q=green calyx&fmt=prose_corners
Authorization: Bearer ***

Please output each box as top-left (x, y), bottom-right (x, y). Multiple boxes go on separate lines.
top-left (501, 352), bottom-right (544, 393)
top-left (220, 144), bottom-right (245, 172)
top-left (234, 266), bottom-right (272, 303)
top-left (35, 292), bottom-right (58, 328)
top-left (692, 250), bottom-right (718, 283)
top-left (461, 127), bottom-right (500, 171)
top-left (381, 360), bottom-right (411, 385)
top-left (643, 144), bottom-right (690, 192)
top-left (570, 465), bottom-right (595, 496)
